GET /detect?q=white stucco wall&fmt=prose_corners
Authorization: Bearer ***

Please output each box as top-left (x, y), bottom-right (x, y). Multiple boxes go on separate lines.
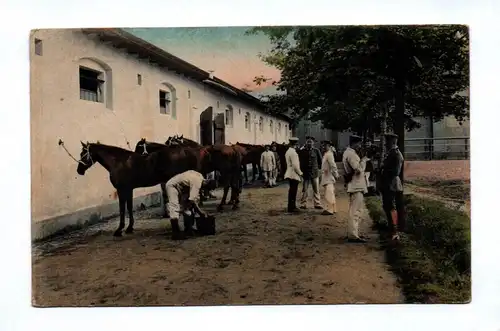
top-left (30, 29), bottom-right (290, 228)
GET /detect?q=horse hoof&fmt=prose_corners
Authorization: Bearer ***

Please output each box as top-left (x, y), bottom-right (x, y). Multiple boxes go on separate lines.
top-left (113, 231), bottom-right (122, 237)
top-left (232, 205), bottom-right (239, 210)
top-left (217, 205), bottom-right (224, 212)
top-left (125, 228), bottom-right (134, 234)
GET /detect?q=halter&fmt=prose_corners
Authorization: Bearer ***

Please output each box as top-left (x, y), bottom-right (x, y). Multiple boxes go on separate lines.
top-left (140, 141), bottom-right (149, 155)
top-left (58, 139), bottom-right (93, 166)
top-left (80, 144), bottom-right (95, 166)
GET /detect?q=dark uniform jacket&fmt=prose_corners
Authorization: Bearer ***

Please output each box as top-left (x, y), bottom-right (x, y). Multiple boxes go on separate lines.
top-left (298, 147), bottom-right (322, 180)
top-left (273, 151), bottom-right (281, 172)
top-left (381, 147), bottom-right (404, 192)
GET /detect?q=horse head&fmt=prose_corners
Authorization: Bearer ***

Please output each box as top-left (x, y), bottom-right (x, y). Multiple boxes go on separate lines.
top-left (77, 141), bottom-right (95, 175)
top-left (166, 136), bottom-right (180, 146)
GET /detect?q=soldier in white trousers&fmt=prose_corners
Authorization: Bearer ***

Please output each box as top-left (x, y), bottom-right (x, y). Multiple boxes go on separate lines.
top-left (342, 135), bottom-right (370, 243)
top-left (320, 141), bottom-right (340, 215)
top-left (166, 170), bottom-right (216, 240)
top-left (260, 145), bottom-right (277, 187)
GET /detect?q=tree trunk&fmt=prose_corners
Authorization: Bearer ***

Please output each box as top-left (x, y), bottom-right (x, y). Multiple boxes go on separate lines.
top-left (394, 79), bottom-right (406, 182)
top-left (381, 104), bottom-right (388, 159)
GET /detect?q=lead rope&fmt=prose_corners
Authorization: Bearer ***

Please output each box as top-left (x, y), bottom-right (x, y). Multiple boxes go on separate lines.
top-left (58, 139), bottom-right (84, 164)
top-left (106, 110), bottom-right (132, 150)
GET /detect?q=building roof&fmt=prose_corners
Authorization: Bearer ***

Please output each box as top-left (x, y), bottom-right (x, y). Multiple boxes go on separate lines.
top-left (80, 28), bottom-right (291, 123)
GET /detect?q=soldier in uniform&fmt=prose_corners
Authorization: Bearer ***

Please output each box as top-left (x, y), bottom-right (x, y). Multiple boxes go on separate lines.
top-left (165, 170), bottom-right (217, 240)
top-left (320, 140), bottom-right (340, 215)
top-left (380, 133), bottom-right (405, 241)
top-left (298, 136), bottom-right (323, 209)
top-left (342, 135), bottom-right (370, 243)
top-left (271, 143), bottom-right (281, 186)
top-left (260, 144), bottom-right (277, 187)
top-left (284, 137), bottom-right (303, 213)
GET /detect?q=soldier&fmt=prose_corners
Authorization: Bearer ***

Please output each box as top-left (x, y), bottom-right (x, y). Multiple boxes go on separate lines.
top-left (165, 170), bottom-right (217, 240)
top-left (298, 136), bottom-right (323, 210)
top-left (380, 133), bottom-right (405, 241)
top-left (260, 144), bottom-right (276, 187)
top-left (271, 143), bottom-right (281, 186)
top-left (320, 140), bottom-right (340, 215)
top-left (342, 135), bottom-right (370, 243)
top-left (284, 137), bottom-right (303, 213)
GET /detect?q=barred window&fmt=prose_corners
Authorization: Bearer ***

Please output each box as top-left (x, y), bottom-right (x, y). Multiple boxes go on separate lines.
top-left (79, 67), bottom-right (104, 103)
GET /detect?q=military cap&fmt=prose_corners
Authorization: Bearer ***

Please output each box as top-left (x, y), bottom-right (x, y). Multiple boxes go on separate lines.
top-left (321, 140), bottom-right (332, 145)
top-left (305, 136), bottom-right (316, 142)
top-left (349, 135), bottom-right (363, 143)
top-left (289, 137), bottom-right (299, 143)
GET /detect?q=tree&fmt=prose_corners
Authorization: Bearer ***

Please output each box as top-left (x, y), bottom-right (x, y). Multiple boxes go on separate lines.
top-left (247, 25), bottom-right (469, 178)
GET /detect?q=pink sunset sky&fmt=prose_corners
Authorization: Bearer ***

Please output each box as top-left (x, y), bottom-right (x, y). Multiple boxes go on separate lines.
top-left (126, 27), bottom-right (281, 94)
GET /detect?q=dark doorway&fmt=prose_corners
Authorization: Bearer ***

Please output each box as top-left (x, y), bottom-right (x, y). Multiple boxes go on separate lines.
top-left (200, 107), bottom-right (213, 146)
top-left (213, 112), bottom-right (225, 145)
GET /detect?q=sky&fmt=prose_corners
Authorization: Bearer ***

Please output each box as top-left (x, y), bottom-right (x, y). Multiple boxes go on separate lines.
top-left (126, 27), bottom-right (280, 95)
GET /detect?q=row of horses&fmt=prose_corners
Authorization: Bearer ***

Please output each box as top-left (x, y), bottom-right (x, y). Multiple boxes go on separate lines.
top-left (75, 135), bottom-right (289, 237)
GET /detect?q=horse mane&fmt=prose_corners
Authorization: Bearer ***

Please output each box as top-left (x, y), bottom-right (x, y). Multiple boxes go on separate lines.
top-left (166, 135), bottom-right (200, 147)
top-left (144, 141), bottom-right (167, 148)
top-left (90, 143), bottom-right (134, 157)
top-left (182, 137), bottom-right (200, 146)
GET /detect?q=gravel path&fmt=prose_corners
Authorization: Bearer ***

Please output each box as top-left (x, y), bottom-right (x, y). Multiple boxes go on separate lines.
top-left (32, 183), bottom-right (403, 306)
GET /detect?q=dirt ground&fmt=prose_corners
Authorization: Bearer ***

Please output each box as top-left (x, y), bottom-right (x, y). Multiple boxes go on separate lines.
top-left (32, 183), bottom-right (403, 306)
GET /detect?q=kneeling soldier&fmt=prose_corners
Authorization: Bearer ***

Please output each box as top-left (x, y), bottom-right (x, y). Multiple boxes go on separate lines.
top-left (165, 170), bottom-right (216, 240)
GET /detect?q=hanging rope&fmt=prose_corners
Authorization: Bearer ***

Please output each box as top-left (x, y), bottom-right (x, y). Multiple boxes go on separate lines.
top-left (58, 139), bottom-right (85, 164)
top-left (104, 110), bottom-right (132, 150)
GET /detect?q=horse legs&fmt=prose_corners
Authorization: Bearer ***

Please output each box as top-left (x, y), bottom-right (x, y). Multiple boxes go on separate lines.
top-left (242, 164), bottom-right (248, 185)
top-left (217, 184), bottom-right (230, 212)
top-left (229, 174), bottom-right (243, 205)
top-left (114, 190), bottom-right (126, 237)
top-left (125, 190), bottom-right (134, 234)
top-left (160, 183), bottom-right (169, 218)
top-left (230, 182), bottom-right (240, 211)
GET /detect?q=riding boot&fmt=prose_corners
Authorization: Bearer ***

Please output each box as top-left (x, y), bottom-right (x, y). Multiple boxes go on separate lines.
top-left (170, 218), bottom-right (184, 240)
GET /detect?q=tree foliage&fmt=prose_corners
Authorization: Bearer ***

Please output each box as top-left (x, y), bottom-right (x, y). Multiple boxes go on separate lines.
top-left (247, 25), bottom-right (470, 139)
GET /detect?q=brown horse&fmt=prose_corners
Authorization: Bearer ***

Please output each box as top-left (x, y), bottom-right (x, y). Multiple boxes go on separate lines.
top-left (134, 139), bottom-right (170, 217)
top-left (166, 135), bottom-right (244, 210)
top-left (76, 141), bottom-right (200, 237)
top-left (235, 142), bottom-right (265, 184)
top-left (168, 136), bottom-right (246, 206)
top-left (271, 141), bottom-right (288, 181)
top-left (139, 137), bottom-right (242, 211)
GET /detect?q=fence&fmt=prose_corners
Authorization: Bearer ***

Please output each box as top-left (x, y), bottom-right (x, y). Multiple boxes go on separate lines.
top-left (374, 137), bottom-right (470, 160)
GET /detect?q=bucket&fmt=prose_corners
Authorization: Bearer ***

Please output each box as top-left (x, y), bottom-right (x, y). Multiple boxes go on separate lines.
top-left (195, 214), bottom-right (216, 236)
